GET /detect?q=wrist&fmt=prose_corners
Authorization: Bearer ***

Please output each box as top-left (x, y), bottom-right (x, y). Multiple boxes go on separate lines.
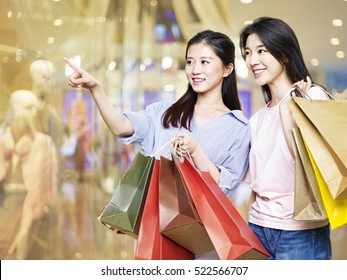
top-left (190, 145), bottom-right (202, 158)
top-left (90, 81), bottom-right (102, 94)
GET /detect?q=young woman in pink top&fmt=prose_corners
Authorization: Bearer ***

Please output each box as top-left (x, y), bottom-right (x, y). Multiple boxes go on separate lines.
top-left (239, 17), bottom-right (331, 260)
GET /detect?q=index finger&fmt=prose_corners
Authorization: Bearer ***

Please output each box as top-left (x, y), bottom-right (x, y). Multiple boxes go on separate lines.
top-left (64, 57), bottom-right (79, 71)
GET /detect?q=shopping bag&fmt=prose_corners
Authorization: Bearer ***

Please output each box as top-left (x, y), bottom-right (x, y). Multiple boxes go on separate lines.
top-left (292, 127), bottom-right (327, 221)
top-left (292, 96), bottom-right (347, 171)
top-left (159, 156), bottom-right (214, 254)
top-left (289, 99), bottom-right (347, 200)
top-left (98, 152), bottom-right (154, 238)
top-left (135, 160), bottom-right (194, 260)
top-left (304, 140), bottom-right (347, 230)
top-left (173, 155), bottom-right (270, 260)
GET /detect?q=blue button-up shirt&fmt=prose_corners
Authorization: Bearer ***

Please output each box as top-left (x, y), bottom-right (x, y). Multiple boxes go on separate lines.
top-left (119, 100), bottom-right (251, 196)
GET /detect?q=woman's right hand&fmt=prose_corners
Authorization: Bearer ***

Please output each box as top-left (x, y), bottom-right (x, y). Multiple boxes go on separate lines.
top-left (292, 76), bottom-right (312, 94)
top-left (64, 57), bottom-right (100, 90)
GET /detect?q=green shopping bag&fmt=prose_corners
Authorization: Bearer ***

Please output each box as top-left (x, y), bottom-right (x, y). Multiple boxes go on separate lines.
top-left (98, 152), bottom-right (155, 239)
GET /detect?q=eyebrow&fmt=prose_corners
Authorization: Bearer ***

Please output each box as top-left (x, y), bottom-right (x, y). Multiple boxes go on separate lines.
top-left (186, 56), bottom-right (214, 60)
top-left (245, 44), bottom-right (266, 49)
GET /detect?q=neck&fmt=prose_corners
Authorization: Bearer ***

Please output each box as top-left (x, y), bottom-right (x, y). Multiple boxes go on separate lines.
top-left (196, 103), bottom-right (218, 116)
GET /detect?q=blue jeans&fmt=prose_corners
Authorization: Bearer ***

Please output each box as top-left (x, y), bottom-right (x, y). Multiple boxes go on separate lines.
top-left (249, 223), bottom-right (332, 260)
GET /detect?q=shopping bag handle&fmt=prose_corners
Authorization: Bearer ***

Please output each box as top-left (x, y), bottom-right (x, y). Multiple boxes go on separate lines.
top-left (291, 84), bottom-right (337, 101)
top-left (152, 137), bottom-right (177, 159)
top-left (152, 137), bottom-right (195, 167)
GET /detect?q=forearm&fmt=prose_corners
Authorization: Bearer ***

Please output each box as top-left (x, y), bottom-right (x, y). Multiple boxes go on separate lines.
top-left (64, 57), bottom-right (134, 136)
top-left (90, 84), bottom-right (134, 136)
top-left (191, 145), bottom-right (220, 183)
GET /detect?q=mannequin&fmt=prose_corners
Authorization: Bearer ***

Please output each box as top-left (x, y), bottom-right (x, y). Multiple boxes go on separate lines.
top-left (0, 90), bottom-right (58, 259)
top-left (29, 59), bottom-right (64, 147)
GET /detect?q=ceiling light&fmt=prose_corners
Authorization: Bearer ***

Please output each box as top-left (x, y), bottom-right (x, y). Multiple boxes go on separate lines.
top-left (336, 51), bottom-right (345, 58)
top-left (53, 19), bottom-right (63, 26)
top-left (150, 0), bottom-right (158, 7)
top-left (161, 56), bottom-right (173, 70)
top-left (240, 0), bottom-right (253, 3)
top-left (311, 58), bottom-right (320, 66)
top-left (108, 61), bottom-right (116, 71)
top-left (47, 37), bottom-right (55, 44)
top-left (332, 19), bottom-right (343, 27)
top-left (330, 38), bottom-right (340, 45)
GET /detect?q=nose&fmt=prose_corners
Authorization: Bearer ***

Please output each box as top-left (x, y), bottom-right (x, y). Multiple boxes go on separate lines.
top-left (248, 53), bottom-right (259, 66)
top-left (192, 62), bottom-right (201, 74)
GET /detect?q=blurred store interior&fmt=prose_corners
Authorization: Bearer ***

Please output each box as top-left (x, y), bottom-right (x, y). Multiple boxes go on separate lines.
top-left (0, 0), bottom-right (346, 260)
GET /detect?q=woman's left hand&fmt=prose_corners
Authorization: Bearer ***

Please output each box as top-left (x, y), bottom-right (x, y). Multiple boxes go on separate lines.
top-left (174, 133), bottom-right (199, 157)
top-left (173, 132), bottom-right (220, 183)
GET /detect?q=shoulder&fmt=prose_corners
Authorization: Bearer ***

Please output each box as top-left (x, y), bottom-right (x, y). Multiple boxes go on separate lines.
top-left (249, 105), bottom-right (266, 121)
top-left (145, 100), bottom-right (174, 113)
top-left (307, 85), bottom-right (329, 100)
top-left (227, 110), bottom-right (249, 125)
top-left (121, 101), bottom-right (173, 122)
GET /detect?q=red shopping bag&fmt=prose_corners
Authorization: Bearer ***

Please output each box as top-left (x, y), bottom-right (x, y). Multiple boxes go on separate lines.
top-left (173, 155), bottom-right (269, 260)
top-left (135, 159), bottom-right (194, 260)
top-left (159, 156), bottom-right (214, 254)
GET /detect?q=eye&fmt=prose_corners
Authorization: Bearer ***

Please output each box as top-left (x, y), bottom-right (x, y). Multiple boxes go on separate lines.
top-left (186, 59), bottom-right (193, 65)
top-left (258, 48), bottom-right (267, 54)
top-left (201, 60), bottom-right (210, 65)
top-left (244, 50), bottom-right (251, 56)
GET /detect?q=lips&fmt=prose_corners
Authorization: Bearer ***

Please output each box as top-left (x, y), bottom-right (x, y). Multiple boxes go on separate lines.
top-left (253, 68), bottom-right (265, 74)
top-left (252, 68), bottom-right (265, 78)
top-left (192, 78), bottom-right (205, 85)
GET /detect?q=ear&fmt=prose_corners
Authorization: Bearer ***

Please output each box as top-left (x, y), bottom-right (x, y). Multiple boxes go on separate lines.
top-left (223, 63), bottom-right (234, 77)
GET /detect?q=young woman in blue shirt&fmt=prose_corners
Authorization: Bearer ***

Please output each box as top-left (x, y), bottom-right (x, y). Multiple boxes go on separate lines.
top-left (64, 30), bottom-right (250, 197)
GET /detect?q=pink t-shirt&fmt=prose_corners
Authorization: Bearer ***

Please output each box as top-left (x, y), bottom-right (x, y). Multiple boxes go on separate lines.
top-left (248, 87), bottom-right (329, 230)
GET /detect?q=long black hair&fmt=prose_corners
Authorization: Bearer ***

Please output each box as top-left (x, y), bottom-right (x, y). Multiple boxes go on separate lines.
top-left (162, 30), bottom-right (241, 130)
top-left (239, 17), bottom-right (312, 103)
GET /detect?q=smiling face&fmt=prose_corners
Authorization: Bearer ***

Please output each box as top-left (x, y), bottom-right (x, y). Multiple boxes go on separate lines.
top-left (185, 42), bottom-right (232, 96)
top-left (244, 33), bottom-right (287, 87)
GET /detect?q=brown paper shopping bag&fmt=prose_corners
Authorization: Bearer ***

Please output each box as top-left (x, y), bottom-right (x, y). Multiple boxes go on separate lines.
top-left (292, 96), bottom-right (347, 171)
top-left (159, 156), bottom-right (214, 254)
top-left (292, 127), bottom-right (327, 221)
top-left (289, 98), bottom-right (347, 200)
